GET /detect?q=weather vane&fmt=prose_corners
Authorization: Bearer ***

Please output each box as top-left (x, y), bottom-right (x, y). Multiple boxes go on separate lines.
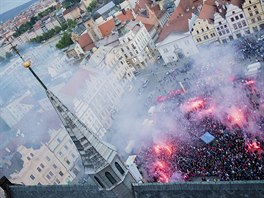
top-left (6, 37), bottom-right (47, 90)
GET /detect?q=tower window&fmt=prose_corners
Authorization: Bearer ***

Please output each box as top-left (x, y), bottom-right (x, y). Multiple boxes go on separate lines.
top-left (94, 176), bottom-right (105, 188)
top-left (105, 172), bottom-right (117, 184)
top-left (30, 174), bottom-right (35, 180)
top-left (115, 162), bottom-right (125, 175)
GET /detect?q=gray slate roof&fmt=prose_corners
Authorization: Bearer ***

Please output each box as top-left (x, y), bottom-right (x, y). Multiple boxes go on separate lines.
top-left (9, 184), bottom-right (113, 198)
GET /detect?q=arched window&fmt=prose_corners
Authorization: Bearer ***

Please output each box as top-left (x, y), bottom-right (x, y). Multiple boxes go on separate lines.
top-left (94, 176), bottom-right (105, 188)
top-left (115, 162), bottom-right (125, 175)
top-left (105, 172), bottom-right (117, 184)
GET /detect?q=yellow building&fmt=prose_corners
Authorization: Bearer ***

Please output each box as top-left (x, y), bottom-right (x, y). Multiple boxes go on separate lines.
top-left (243, 0), bottom-right (264, 32)
top-left (63, 5), bottom-right (82, 21)
top-left (10, 128), bottom-right (80, 185)
top-left (191, 18), bottom-right (218, 46)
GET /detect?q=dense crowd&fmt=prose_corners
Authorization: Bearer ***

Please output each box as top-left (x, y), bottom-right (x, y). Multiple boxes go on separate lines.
top-left (137, 117), bottom-right (264, 182)
top-left (135, 31), bottom-right (264, 183)
top-left (234, 31), bottom-right (264, 62)
top-left (137, 72), bottom-right (264, 183)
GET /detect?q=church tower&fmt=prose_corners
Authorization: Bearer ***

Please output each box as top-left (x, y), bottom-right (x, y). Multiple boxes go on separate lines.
top-left (21, 61), bottom-right (136, 198)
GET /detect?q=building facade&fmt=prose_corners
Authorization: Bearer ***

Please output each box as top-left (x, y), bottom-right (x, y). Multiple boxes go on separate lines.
top-left (73, 68), bottom-right (125, 138)
top-left (117, 20), bottom-right (155, 70)
top-left (242, 0), bottom-right (264, 32)
top-left (0, 91), bottom-right (33, 127)
top-left (45, 89), bottom-right (138, 198)
top-left (191, 18), bottom-right (218, 46)
top-left (225, 4), bottom-right (250, 39)
top-left (213, 12), bottom-right (234, 43)
top-left (10, 128), bottom-right (80, 185)
top-left (156, 33), bottom-right (198, 64)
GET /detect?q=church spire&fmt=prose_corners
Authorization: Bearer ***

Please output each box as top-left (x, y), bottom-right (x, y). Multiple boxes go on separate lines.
top-left (46, 89), bottom-right (117, 174)
top-left (13, 41), bottom-right (137, 197)
top-left (7, 37), bottom-right (116, 174)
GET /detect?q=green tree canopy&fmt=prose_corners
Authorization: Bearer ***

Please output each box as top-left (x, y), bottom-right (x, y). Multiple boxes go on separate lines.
top-left (62, 0), bottom-right (81, 9)
top-left (13, 6), bottom-right (56, 38)
top-left (87, 0), bottom-right (97, 12)
top-left (56, 32), bottom-right (73, 49)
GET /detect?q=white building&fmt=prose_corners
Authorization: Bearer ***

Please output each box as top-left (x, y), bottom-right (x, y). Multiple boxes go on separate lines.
top-left (10, 128), bottom-right (80, 185)
top-left (65, 43), bottom-right (85, 59)
top-left (213, 12), bottom-right (234, 43)
top-left (156, 32), bottom-right (198, 64)
top-left (46, 128), bottom-right (80, 177)
top-left (242, 0), bottom-right (264, 32)
top-left (117, 20), bottom-right (155, 70)
top-left (191, 18), bottom-right (218, 46)
top-left (59, 67), bottom-right (124, 138)
top-left (44, 18), bottom-right (61, 31)
top-left (225, 4), bottom-right (250, 39)
top-left (82, 45), bottom-right (135, 84)
top-left (261, 0), bottom-right (264, 10)
top-left (73, 70), bottom-right (124, 138)
top-left (0, 91), bottom-right (33, 127)
top-left (38, 98), bottom-right (54, 112)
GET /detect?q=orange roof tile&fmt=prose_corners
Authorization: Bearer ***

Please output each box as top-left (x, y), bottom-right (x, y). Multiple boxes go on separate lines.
top-left (145, 23), bottom-right (154, 31)
top-left (151, 4), bottom-right (163, 18)
top-left (230, 0), bottom-right (244, 8)
top-left (203, 0), bottom-right (216, 6)
top-left (134, 0), bottom-right (152, 13)
top-left (136, 15), bottom-right (154, 25)
top-left (157, 0), bottom-right (210, 42)
top-left (98, 9), bottom-right (135, 37)
top-left (78, 33), bottom-right (95, 52)
top-left (157, 13), bottom-right (192, 42)
top-left (199, 3), bottom-right (216, 23)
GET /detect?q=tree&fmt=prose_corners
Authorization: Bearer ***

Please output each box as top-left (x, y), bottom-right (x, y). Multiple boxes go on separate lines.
top-left (62, 0), bottom-right (81, 9)
top-left (13, 6), bottom-right (56, 38)
top-left (56, 32), bottom-right (73, 49)
top-left (67, 19), bottom-right (77, 30)
top-left (54, 26), bottom-right (62, 33)
top-left (87, 0), bottom-right (97, 12)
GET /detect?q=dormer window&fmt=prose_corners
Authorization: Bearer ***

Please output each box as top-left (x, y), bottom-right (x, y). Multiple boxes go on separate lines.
top-left (105, 172), bottom-right (117, 184)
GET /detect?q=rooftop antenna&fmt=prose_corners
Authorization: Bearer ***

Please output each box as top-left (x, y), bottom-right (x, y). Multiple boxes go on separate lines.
top-left (5, 37), bottom-right (47, 90)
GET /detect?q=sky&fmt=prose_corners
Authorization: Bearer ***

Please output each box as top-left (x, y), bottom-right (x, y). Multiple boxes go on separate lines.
top-left (0, 0), bottom-right (31, 14)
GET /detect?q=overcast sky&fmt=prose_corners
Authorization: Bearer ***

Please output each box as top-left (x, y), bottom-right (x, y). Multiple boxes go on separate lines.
top-left (0, 0), bottom-right (31, 14)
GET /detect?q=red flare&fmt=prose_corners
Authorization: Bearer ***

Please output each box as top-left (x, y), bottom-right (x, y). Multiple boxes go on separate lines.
top-left (245, 80), bottom-right (255, 86)
top-left (156, 161), bottom-right (166, 169)
top-left (158, 172), bottom-right (169, 183)
top-left (227, 107), bottom-right (246, 127)
top-left (156, 95), bottom-right (168, 103)
top-left (153, 144), bottom-right (173, 155)
top-left (182, 97), bottom-right (205, 113)
top-left (247, 142), bottom-right (261, 151)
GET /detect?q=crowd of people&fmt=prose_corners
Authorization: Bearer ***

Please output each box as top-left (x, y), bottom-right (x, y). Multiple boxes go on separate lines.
top-left (233, 31), bottom-right (264, 62)
top-left (137, 117), bottom-right (264, 182)
top-left (135, 31), bottom-right (264, 183)
top-left (136, 72), bottom-right (264, 182)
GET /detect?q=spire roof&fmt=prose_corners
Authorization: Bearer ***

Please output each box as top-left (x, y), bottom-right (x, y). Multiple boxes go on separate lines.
top-left (46, 89), bottom-right (117, 174)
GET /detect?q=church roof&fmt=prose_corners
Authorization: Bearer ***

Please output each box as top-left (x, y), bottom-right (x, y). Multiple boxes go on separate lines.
top-left (78, 33), bottom-right (95, 52)
top-left (46, 90), bottom-right (117, 174)
top-left (8, 184), bottom-right (110, 198)
top-left (2, 178), bottom-right (264, 198)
